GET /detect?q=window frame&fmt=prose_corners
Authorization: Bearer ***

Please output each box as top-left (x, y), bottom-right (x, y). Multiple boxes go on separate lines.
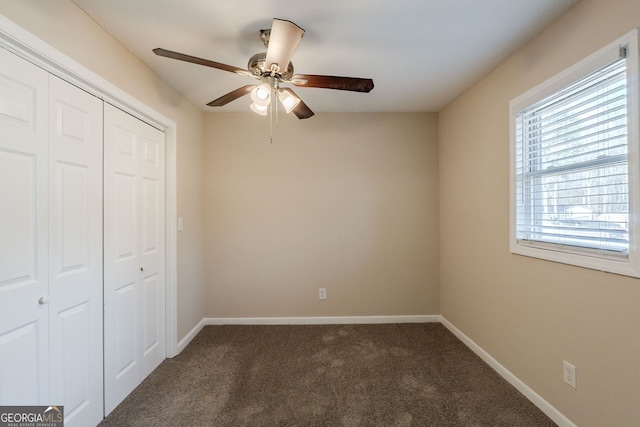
top-left (509, 29), bottom-right (640, 277)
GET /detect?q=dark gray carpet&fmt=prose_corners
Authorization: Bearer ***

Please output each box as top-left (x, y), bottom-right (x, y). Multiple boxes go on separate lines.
top-left (99, 323), bottom-right (556, 426)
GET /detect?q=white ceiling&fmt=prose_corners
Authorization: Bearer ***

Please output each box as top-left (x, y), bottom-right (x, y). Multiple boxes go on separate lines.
top-left (70, 0), bottom-right (578, 113)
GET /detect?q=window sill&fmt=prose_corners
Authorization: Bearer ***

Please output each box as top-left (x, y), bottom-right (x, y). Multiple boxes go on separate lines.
top-left (510, 240), bottom-right (640, 278)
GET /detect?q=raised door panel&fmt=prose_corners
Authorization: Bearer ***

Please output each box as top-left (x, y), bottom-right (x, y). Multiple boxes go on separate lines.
top-left (0, 323), bottom-right (41, 404)
top-left (0, 151), bottom-right (40, 285)
top-left (0, 47), bottom-right (49, 405)
top-left (114, 172), bottom-right (138, 263)
top-left (48, 76), bottom-right (103, 427)
top-left (114, 282), bottom-right (136, 378)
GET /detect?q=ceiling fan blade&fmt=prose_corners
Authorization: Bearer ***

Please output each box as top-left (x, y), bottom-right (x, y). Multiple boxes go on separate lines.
top-left (281, 88), bottom-right (314, 119)
top-left (264, 19), bottom-right (305, 74)
top-left (207, 85), bottom-right (255, 107)
top-left (290, 74), bottom-right (374, 93)
top-left (153, 48), bottom-right (250, 75)
top-left (292, 100), bottom-right (315, 119)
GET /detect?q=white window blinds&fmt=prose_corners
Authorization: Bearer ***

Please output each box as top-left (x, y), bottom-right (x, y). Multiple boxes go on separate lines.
top-left (515, 56), bottom-right (629, 258)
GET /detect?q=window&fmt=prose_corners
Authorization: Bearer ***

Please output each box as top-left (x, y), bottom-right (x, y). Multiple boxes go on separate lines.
top-left (510, 30), bottom-right (640, 277)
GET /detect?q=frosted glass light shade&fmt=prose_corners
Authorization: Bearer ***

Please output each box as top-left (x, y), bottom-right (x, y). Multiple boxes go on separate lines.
top-left (251, 84), bottom-right (271, 107)
top-left (250, 102), bottom-right (268, 116)
top-left (277, 89), bottom-right (301, 113)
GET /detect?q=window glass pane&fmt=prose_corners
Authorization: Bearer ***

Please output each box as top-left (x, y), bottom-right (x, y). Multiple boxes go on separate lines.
top-left (515, 58), bottom-right (628, 256)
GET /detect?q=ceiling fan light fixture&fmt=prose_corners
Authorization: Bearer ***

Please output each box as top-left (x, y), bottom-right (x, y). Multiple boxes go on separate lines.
top-left (250, 102), bottom-right (268, 116)
top-left (277, 89), bottom-right (301, 113)
top-left (251, 83), bottom-right (271, 107)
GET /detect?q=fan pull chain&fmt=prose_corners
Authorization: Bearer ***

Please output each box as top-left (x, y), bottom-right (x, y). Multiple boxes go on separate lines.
top-left (269, 95), bottom-right (273, 144)
top-left (275, 88), bottom-right (279, 128)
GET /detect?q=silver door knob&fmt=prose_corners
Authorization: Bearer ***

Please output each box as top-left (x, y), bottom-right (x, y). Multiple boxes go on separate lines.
top-left (38, 296), bottom-right (49, 305)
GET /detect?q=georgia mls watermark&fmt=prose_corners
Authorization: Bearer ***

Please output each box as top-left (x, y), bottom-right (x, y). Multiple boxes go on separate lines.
top-left (0, 406), bottom-right (63, 427)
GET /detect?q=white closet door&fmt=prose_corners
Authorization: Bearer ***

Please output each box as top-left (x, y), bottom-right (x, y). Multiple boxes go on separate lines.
top-left (0, 47), bottom-right (50, 405)
top-left (103, 105), bottom-right (140, 414)
top-left (138, 118), bottom-right (165, 380)
top-left (48, 75), bottom-right (103, 427)
top-left (103, 104), bottom-right (165, 415)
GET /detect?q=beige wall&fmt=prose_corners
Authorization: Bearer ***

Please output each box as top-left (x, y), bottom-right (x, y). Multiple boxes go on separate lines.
top-left (7, 0), bottom-right (638, 423)
top-left (439, 0), bottom-right (640, 425)
top-left (204, 113), bottom-right (439, 317)
top-left (0, 1), bottom-right (206, 342)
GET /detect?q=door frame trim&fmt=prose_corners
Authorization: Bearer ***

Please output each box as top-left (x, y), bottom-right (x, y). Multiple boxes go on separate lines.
top-left (0, 15), bottom-right (179, 357)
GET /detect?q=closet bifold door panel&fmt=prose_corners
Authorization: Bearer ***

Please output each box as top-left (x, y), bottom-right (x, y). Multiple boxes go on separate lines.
top-left (0, 46), bottom-right (50, 406)
top-left (0, 47), bottom-right (104, 427)
top-left (48, 75), bottom-right (103, 427)
top-left (103, 103), bottom-right (165, 415)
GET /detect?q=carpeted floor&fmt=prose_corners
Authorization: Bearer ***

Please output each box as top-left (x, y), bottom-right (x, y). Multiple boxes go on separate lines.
top-left (99, 323), bottom-right (556, 426)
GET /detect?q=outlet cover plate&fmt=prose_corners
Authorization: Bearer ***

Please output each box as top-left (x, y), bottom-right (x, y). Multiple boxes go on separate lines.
top-left (563, 360), bottom-right (577, 389)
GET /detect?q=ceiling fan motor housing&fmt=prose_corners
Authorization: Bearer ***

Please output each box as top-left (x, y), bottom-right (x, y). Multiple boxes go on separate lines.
top-left (248, 52), bottom-right (295, 81)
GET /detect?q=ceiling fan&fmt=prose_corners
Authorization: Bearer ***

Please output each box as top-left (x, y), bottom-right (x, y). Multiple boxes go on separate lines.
top-left (153, 18), bottom-right (374, 119)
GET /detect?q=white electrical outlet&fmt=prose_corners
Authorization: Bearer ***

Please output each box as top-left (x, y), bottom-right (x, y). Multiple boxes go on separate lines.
top-left (563, 360), bottom-right (577, 389)
top-left (319, 288), bottom-right (327, 300)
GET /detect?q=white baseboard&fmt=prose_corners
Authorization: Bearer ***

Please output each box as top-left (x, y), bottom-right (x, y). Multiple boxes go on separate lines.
top-left (204, 314), bottom-right (440, 325)
top-left (176, 318), bottom-right (206, 355)
top-left (440, 316), bottom-right (576, 427)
